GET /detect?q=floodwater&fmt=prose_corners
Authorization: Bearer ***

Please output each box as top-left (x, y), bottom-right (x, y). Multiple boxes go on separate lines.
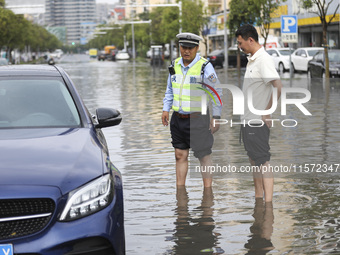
top-left (59, 54), bottom-right (340, 255)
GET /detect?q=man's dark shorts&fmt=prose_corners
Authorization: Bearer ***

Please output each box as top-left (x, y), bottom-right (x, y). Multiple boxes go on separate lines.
top-left (241, 124), bottom-right (271, 166)
top-left (170, 112), bottom-right (213, 159)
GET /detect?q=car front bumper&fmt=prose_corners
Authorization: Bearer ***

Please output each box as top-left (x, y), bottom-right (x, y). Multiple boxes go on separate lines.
top-left (1, 187), bottom-right (125, 255)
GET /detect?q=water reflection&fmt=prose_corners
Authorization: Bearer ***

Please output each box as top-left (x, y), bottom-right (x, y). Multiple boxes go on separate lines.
top-left (58, 56), bottom-right (340, 254)
top-left (244, 198), bottom-right (274, 255)
top-left (170, 186), bottom-right (223, 254)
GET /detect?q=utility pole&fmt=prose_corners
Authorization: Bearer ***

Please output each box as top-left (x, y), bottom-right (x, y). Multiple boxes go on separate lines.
top-left (119, 20), bottom-right (152, 59)
top-left (223, 0), bottom-right (228, 71)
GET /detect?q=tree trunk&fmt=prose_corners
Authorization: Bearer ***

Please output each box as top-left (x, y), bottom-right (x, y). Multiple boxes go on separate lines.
top-left (322, 21), bottom-right (329, 78)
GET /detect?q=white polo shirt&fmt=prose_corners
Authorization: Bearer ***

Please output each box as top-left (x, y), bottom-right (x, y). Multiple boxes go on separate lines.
top-left (241, 47), bottom-right (280, 122)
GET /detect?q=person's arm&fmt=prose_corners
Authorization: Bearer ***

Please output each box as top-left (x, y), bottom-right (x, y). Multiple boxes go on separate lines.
top-left (204, 63), bottom-right (223, 133)
top-left (262, 79), bottom-right (282, 128)
top-left (162, 75), bottom-right (173, 126)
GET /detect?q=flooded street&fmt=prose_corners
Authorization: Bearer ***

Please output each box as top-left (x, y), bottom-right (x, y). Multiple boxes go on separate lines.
top-left (59, 54), bottom-right (340, 255)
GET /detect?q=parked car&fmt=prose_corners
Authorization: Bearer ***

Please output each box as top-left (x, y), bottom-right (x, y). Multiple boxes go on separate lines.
top-left (207, 48), bottom-right (248, 68)
top-left (116, 50), bottom-right (130, 60)
top-left (291, 47), bottom-right (324, 72)
top-left (266, 48), bottom-right (293, 73)
top-left (50, 49), bottom-right (63, 59)
top-left (207, 49), bottom-right (224, 68)
top-left (307, 49), bottom-right (340, 78)
top-left (0, 65), bottom-right (125, 255)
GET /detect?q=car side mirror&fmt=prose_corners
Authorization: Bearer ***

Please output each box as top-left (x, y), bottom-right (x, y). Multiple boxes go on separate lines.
top-left (272, 53), bottom-right (278, 57)
top-left (301, 53), bottom-right (307, 58)
top-left (95, 108), bottom-right (122, 128)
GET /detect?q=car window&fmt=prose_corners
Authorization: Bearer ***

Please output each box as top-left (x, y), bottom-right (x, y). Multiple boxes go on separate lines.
top-left (228, 50), bottom-right (237, 56)
top-left (266, 50), bottom-right (274, 55)
top-left (314, 52), bottom-right (323, 61)
top-left (209, 50), bottom-right (223, 55)
top-left (308, 49), bottom-right (321, 57)
top-left (278, 50), bottom-right (291, 56)
top-left (329, 51), bottom-right (340, 62)
top-left (0, 78), bottom-right (81, 128)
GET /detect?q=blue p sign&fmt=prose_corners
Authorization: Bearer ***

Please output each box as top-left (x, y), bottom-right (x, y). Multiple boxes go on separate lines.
top-left (281, 16), bottom-right (297, 33)
top-left (281, 15), bottom-right (298, 43)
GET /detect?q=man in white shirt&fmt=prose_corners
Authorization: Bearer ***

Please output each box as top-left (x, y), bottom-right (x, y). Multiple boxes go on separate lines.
top-left (235, 24), bottom-right (282, 202)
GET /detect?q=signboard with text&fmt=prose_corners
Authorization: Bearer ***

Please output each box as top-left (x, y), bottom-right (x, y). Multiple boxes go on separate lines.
top-left (281, 15), bottom-right (298, 43)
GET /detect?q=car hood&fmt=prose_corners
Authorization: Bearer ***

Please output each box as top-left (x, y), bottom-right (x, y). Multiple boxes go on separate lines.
top-left (0, 128), bottom-right (105, 195)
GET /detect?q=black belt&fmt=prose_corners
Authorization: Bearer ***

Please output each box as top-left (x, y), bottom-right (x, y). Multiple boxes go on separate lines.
top-left (175, 112), bottom-right (201, 119)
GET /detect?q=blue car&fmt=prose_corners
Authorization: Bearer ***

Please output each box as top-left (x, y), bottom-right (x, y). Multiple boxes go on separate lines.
top-left (0, 65), bottom-right (125, 255)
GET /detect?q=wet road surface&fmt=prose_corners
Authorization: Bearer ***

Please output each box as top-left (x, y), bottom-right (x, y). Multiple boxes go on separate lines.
top-left (58, 54), bottom-right (340, 255)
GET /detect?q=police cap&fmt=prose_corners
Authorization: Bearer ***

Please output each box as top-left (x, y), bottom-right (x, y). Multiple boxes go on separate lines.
top-left (176, 32), bottom-right (203, 48)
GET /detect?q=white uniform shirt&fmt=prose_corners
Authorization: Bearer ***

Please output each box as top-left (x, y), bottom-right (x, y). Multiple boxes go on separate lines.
top-left (241, 47), bottom-right (280, 122)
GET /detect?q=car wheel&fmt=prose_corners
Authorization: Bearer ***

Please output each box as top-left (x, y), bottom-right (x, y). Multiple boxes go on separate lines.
top-left (279, 62), bottom-right (285, 73)
top-left (291, 62), bottom-right (296, 73)
top-left (307, 69), bottom-right (312, 79)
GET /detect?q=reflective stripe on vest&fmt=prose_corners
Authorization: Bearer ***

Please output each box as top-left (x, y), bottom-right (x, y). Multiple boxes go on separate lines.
top-left (171, 57), bottom-right (208, 112)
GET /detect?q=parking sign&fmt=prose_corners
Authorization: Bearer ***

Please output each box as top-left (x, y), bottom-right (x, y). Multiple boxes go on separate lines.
top-left (281, 15), bottom-right (298, 43)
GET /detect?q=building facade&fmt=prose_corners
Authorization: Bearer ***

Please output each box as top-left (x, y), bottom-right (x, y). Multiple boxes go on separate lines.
top-left (5, 0), bottom-right (45, 25)
top-left (124, 0), bottom-right (177, 20)
top-left (206, 0), bottom-right (339, 53)
top-left (270, 0), bottom-right (339, 49)
top-left (45, 0), bottom-right (97, 45)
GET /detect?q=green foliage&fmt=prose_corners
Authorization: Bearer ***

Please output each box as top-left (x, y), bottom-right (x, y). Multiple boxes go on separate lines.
top-left (181, 0), bottom-right (204, 34)
top-left (301, 0), bottom-right (314, 9)
top-left (161, 7), bottom-right (180, 43)
top-left (229, 0), bottom-right (286, 47)
top-left (87, 0), bottom-right (206, 56)
top-left (228, 0), bottom-right (256, 35)
top-left (149, 0), bottom-right (205, 44)
top-left (0, 6), bottom-right (62, 53)
top-left (87, 24), bottom-right (125, 50)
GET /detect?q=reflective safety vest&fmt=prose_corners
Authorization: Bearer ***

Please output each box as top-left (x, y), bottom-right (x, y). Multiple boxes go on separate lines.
top-left (171, 57), bottom-right (208, 112)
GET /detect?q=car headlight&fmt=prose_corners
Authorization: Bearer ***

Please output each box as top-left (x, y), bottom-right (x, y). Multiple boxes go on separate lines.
top-left (59, 174), bottom-right (114, 221)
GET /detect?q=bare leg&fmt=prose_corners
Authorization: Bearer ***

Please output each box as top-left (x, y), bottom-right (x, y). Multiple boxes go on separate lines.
top-left (250, 158), bottom-right (264, 199)
top-left (261, 161), bottom-right (273, 203)
top-left (251, 158), bottom-right (274, 202)
top-left (175, 148), bottom-right (189, 186)
top-left (199, 154), bottom-right (213, 188)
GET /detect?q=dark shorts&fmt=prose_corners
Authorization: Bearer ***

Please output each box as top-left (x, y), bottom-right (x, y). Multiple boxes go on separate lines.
top-left (170, 112), bottom-right (213, 159)
top-left (241, 124), bottom-right (271, 166)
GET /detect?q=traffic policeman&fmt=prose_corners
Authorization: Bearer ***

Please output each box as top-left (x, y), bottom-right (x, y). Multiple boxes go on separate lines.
top-left (161, 32), bottom-right (222, 188)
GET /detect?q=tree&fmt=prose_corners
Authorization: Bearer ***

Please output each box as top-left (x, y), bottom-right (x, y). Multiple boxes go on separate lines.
top-left (252, 0), bottom-right (286, 48)
top-left (87, 25), bottom-right (125, 51)
top-left (228, 0), bottom-right (255, 72)
top-left (181, 0), bottom-right (204, 35)
top-left (301, 0), bottom-right (339, 78)
top-left (149, 0), bottom-right (205, 45)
